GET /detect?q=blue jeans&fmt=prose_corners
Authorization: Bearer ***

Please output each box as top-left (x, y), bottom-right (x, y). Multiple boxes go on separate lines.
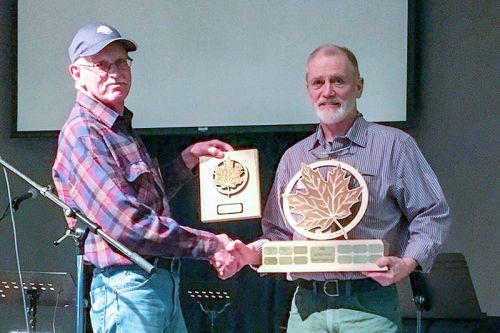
top-left (89, 265), bottom-right (187, 333)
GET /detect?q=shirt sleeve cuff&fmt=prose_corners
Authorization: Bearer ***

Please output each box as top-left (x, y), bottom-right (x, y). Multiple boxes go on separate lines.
top-left (403, 242), bottom-right (440, 273)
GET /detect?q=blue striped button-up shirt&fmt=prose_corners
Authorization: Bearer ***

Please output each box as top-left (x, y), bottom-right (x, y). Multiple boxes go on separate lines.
top-left (261, 115), bottom-right (451, 281)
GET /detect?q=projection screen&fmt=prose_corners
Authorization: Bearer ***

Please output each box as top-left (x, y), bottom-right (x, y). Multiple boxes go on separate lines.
top-left (16, 0), bottom-right (410, 135)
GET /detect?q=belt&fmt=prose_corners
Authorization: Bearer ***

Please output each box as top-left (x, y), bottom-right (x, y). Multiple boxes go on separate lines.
top-left (147, 257), bottom-right (181, 273)
top-left (298, 278), bottom-right (382, 297)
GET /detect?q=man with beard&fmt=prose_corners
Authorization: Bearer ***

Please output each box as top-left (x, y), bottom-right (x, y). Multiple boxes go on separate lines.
top-left (215, 44), bottom-right (451, 332)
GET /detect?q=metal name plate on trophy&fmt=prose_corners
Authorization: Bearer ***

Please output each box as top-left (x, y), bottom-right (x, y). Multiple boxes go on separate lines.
top-left (199, 149), bottom-right (261, 222)
top-left (258, 160), bottom-right (387, 273)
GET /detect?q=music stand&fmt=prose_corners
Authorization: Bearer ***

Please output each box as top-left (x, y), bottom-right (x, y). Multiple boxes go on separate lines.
top-left (185, 282), bottom-right (232, 333)
top-left (0, 270), bottom-right (76, 332)
top-left (397, 253), bottom-right (485, 332)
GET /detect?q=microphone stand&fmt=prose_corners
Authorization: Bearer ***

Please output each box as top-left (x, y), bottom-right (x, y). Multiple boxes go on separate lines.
top-left (409, 272), bottom-right (431, 333)
top-left (0, 155), bottom-right (155, 333)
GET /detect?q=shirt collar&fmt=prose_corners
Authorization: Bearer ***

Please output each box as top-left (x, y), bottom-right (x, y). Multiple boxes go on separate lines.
top-left (309, 113), bottom-right (369, 152)
top-left (76, 92), bottom-right (134, 129)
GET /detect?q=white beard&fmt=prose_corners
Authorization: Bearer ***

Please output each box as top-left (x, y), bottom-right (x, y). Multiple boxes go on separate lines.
top-left (315, 97), bottom-right (356, 125)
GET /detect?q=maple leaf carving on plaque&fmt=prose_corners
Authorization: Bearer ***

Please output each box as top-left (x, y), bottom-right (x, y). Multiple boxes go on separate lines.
top-left (213, 158), bottom-right (247, 197)
top-left (285, 163), bottom-right (363, 239)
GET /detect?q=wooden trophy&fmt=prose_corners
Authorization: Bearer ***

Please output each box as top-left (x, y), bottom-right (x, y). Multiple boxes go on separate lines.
top-left (258, 160), bottom-right (387, 273)
top-left (199, 149), bottom-right (261, 222)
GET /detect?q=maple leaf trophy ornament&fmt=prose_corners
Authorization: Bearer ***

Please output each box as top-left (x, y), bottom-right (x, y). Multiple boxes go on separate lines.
top-left (258, 160), bottom-right (387, 273)
top-left (283, 161), bottom-right (368, 240)
top-left (213, 158), bottom-right (249, 197)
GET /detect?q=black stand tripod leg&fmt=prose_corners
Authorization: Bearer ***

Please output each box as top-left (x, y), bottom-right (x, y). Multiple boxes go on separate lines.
top-left (27, 289), bottom-right (39, 332)
top-left (55, 223), bottom-right (90, 333)
top-left (74, 224), bottom-right (90, 333)
top-left (76, 254), bottom-right (87, 333)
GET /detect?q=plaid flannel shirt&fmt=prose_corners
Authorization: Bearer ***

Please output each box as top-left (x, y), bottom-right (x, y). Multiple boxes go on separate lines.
top-left (53, 92), bottom-right (218, 268)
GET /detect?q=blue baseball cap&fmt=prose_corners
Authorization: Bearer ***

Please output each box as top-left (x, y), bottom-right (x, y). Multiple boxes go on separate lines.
top-left (68, 23), bottom-right (137, 63)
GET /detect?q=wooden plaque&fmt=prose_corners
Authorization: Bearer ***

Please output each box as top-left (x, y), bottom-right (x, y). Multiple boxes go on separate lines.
top-left (199, 149), bottom-right (261, 222)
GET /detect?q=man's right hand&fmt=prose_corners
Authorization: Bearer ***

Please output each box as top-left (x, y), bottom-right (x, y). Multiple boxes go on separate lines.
top-left (209, 233), bottom-right (235, 272)
top-left (213, 240), bottom-right (261, 280)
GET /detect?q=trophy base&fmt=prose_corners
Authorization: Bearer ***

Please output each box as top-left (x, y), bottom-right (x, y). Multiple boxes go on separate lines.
top-left (257, 239), bottom-right (388, 273)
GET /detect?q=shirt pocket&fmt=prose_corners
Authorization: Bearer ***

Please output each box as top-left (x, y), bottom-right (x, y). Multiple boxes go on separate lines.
top-left (355, 163), bottom-right (392, 213)
top-left (122, 160), bottom-right (154, 203)
top-left (124, 160), bottom-right (151, 182)
top-left (355, 163), bottom-right (379, 186)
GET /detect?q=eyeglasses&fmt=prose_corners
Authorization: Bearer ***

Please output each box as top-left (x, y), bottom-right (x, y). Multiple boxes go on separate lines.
top-left (78, 58), bottom-right (133, 75)
top-left (312, 140), bottom-right (353, 159)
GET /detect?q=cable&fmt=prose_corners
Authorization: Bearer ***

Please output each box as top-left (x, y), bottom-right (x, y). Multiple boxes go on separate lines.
top-left (52, 290), bottom-right (61, 333)
top-left (3, 167), bottom-right (31, 333)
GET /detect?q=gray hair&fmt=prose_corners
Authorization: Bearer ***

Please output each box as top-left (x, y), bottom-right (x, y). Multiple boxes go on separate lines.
top-left (306, 44), bottom-right (360, 80)
top-left (72, 58), bottom-right (87, 91)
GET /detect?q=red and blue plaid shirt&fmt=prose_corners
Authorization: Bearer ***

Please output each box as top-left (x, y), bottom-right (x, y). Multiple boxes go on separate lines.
top-left (53, 92), bottom-right (218, 268)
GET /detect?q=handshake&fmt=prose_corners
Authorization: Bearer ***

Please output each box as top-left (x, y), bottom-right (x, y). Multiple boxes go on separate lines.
top-left (210, 234), bottom-right (262, 280)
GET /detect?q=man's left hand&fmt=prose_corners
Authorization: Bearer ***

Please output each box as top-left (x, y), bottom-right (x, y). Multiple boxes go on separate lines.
top-left (362, 256), bottom-right (418, 286)
top-left (182, 139), bottom-right (234, 170)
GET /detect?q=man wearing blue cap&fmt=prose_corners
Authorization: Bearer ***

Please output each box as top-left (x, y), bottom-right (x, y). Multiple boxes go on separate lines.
top-left (53, 23), bottom-right (235, 333)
